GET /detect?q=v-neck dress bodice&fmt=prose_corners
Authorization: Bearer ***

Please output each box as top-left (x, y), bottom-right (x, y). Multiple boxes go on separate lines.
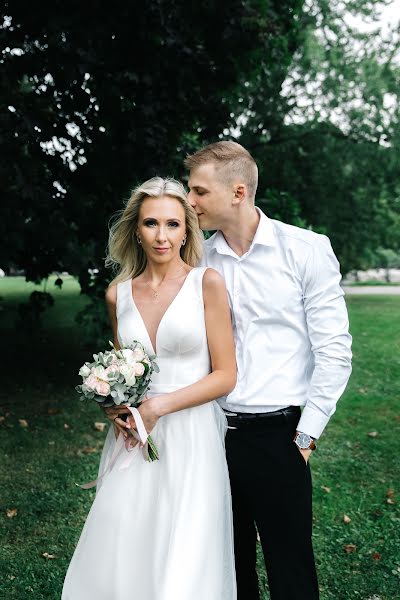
top-left (62, 267), bottom-right (236, 600)
top-left (116, 267), bottom-right (211, 396)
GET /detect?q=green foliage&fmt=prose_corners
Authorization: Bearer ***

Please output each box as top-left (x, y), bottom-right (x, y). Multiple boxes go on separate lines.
top-left (0, 0), bottom-right (304, 280)
top-left (363, 247), bottom-right (400, 270)
top-left (16, 290), bottom-right (54, 331)
top-left (249, 121), bottom-right (400, 273)
top-left (257, 189), bottom-right (310, 230)
top-left (238, 0), bottom-right (400, 272)
top-left (75, 293), bottom-right (109, 349)
top-left (2, 1), bottom-right (400, 306)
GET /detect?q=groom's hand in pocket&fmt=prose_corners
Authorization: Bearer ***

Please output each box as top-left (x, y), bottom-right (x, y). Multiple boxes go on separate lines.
top-left (299, 448), bottom-right (313, 464)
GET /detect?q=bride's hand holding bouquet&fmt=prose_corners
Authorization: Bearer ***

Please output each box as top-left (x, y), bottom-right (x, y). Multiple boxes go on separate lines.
top-left (76, 340), bottom-right (159, 462)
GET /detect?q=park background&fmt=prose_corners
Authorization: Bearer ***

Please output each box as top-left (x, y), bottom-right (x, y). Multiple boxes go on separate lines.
top-left (1, 1), bottom-right (400, 598)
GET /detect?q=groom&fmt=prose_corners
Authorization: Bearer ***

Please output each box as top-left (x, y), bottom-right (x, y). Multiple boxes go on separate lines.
top-left (185, 141), bottom-right (352, 600)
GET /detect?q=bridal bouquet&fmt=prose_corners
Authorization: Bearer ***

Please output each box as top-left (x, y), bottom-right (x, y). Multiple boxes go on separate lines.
top-left (76, 341), bottom-right (159, 461)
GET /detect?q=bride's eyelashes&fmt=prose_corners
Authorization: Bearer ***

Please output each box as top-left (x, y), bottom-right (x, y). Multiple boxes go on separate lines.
top-left (142, 219), bottom-right (181, 228)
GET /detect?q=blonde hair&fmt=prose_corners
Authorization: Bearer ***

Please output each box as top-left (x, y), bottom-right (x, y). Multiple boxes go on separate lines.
top-left (106, 177), bottom-right (203, 286)
top-left (184, 140), bottom-right (258, 201)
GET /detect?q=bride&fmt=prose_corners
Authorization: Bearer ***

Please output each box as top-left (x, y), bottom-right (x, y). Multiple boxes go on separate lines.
top-left (62, 177), bottom-right (237, 599)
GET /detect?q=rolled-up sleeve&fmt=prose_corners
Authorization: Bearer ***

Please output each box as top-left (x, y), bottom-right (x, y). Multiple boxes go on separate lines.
top-left (297, 235), bottom-right (352, 439)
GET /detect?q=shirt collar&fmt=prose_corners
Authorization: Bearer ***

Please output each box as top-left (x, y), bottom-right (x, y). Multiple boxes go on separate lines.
top-left (210, 207), bottom-right (275, 257)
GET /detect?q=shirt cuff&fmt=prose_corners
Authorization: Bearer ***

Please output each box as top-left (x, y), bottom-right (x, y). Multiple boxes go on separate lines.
top-left (296, 404), bottom-right (333, 440)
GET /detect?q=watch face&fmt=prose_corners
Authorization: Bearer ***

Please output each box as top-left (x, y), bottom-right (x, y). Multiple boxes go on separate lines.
top-left (296, 433), bottom-right (311, 449)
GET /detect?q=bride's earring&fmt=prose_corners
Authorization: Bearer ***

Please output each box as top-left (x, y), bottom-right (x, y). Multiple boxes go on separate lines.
top-left (136, 235), bottom-right (142, 245)
top-left (181, 236), bottom-right (187, 247)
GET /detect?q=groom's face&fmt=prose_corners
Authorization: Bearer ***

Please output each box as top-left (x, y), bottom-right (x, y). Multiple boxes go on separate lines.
top-left (187, 163), bottom-right (234, 230)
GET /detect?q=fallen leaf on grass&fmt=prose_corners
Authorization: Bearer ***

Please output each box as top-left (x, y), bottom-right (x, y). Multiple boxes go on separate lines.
top-left (372, 552), bottom-right (381, 561)
top-left (64, 423), bottom-right (70, 429)
top-left (358, 388), bottom-right (368, 394)
top-left (343, 514), bottom-right (352, 524)
top-left (367, 431), bottom-right (378, 438)
top-left (81, 446), bottom-right (97, 454)
top-left (0, 416), bottom-right (5, 423)
top-left (94, 422), bottom-right (106, 432)
top-left (321, 486), bottom-right (331, 493)
top-left (6, 508), bottom-right (17, 518)
top-left (387, 498), bottom-right (395, 505)
top-left (42, 552), bottom-right (56, 559)
top-left (386, 489), bottom-right (395, 498)
top-left (47, 407), bottom-right (62, 415)
top-left (344, 543), bottom-right (357, 553)
top-left (8, 575), bottom-right (15, 581)
top-left (18, 419), bottom-right (28, 428)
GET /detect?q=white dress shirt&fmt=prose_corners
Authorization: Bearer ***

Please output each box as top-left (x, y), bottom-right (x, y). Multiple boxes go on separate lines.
top-left (201, 208), bottom-right (352, 439)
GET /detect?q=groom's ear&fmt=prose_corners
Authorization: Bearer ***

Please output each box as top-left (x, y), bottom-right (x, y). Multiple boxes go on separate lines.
top-left (232, 184), bottom-right (246, 205)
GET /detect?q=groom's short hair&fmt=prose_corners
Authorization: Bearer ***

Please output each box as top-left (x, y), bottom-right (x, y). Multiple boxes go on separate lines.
top-left (184, 141), bottom-right (258, 202)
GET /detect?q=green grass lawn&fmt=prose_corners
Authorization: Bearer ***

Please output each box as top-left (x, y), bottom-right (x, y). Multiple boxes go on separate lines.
top-left (1, 277), bottom-right (399, 599)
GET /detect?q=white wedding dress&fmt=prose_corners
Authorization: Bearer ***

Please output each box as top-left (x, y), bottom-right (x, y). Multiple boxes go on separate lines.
top-left (62, 267), bottom-right (236, 600)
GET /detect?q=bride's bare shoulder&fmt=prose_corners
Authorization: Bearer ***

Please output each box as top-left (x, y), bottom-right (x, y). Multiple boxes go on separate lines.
top-left (202, 267), bottom-right (224, 285)
top-left (202, 268), bottom-right (226, 299)
top-left (105, 283), bottom-right (117, 306)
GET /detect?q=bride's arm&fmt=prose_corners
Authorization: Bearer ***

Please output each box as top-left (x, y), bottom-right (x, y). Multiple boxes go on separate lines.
top-left (136, 268), bottom-right (237, 432)
top-left (104, 284), bottom-right (130, 438)
top-left (105, 284), bottom-right (120, 350)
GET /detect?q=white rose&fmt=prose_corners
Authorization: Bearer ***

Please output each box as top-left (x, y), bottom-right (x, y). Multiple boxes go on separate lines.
top-left (121, 348), bottom-right (136, 365)
top-left (134, 362), bottom-right (145, 376)
top-left (132, 347), bottom-right (145, 361)
top-left (79, 364), bottom-right (91, 378)
top-left (125, 371), bottom-right (136, 387)
top-left (120, 364), bottom-right (136, 387)
top-left (93, 365), bottom-right (107, 380)
top-left (119, 364), bottom-right (129, 377)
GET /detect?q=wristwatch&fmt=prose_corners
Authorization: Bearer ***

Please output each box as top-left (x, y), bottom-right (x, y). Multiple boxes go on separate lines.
top-left (294, 431), bottom-right (316, 451)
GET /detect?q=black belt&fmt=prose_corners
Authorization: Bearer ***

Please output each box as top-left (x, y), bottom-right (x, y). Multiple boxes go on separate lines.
top-left (224, 406), bottom-right (300, 429)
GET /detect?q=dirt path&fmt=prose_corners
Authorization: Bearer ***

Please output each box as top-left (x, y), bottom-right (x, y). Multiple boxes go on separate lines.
top-left (342, 286), bottom-right (400, 295)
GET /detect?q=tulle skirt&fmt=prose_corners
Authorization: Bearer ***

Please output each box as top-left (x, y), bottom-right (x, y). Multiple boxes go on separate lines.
top-left (61, 400), bottom-right (236, 599)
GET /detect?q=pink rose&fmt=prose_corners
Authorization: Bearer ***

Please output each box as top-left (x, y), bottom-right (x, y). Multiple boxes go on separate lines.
top-left (105, 364), bottom-right (121, 378)
top-left (134, 362), bottom-right (145, 376)
top-left (85, 373), bottom-right (110, 396)
top-left (95, 380), bottom-right (111, 396)
top-left (85, 374), bottom-right (99, 391)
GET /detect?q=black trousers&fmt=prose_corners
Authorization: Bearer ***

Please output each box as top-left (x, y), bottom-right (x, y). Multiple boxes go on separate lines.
top-left (225, 406), bottom-right (319, 600)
